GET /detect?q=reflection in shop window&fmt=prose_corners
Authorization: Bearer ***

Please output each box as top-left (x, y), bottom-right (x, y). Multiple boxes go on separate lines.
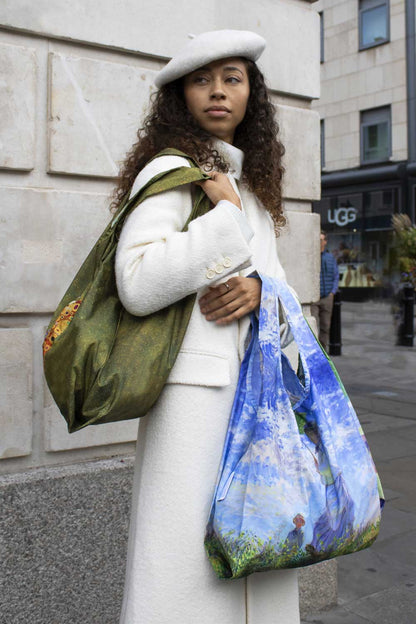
top-left (359, 0), bottom-right (389, 50)
top-left (313, 188), bottom-right (400, 294)
top-left (360, 106), bottom-right (391, 164)
top-left (364, 188), bottom-right (399, 229)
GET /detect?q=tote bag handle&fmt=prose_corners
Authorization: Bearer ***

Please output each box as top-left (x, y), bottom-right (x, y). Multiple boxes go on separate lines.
top-left (257, 275), bottom-right (333, 410)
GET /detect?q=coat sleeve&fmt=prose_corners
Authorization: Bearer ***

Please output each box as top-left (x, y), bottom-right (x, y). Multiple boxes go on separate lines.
top-left (115, 157), bottom-right (254, 316)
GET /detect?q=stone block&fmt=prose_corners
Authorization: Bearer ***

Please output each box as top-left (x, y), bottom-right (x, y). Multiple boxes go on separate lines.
top-left (285, 200), bottom-right (313, 214)
top-left (348, 26), bottom-right (359, 51)
top-left (392, 123), bottom-right (407, 156)
top-left (358, 92), bottom-right (377, 111)
top-left (0, 42), bottom-right (36, 171)
top-left (0, 188), bottom-right (110, 313)
top-left (240, 1), bottom-right (320, 99)
top-left (382, 59), bottom-right (406, 90)
top-left (0, 458), bottom-right (134, 623)
top-left (0, 329), bottom-right (32, 459)
top-left (341, 96), bottom-right (359, 114)
top-left (278, 105), bottom-right (321, 201)
top-left (332, 75), bottom-right (351, 102)
top-left (376, 89), bottom-right (394, 107)
top-left (342, 132), bottom-right (359, 160)
top-left (389, 39), bottom-right (406, 63)
top-left (0, 0), bottom-right (320, 99)
top-left (326, 135), bottom-right (343, 165)
top-left (392, 100), bottom-right (407, 124)
top-left (358, 49), bottom-right (377, 72)
top-left (365, 66), bottom-right (384, 93)
top-left (324, 6), bottom-right (335, 30)
top-left (298, 560), bottom-right (338, 618)
top-left (44, 383), bottom-right (139, 451)
top-left (319, 79), bottom-right (334, 106)
top-left (374, 41), bottom-right (394, 65)
top-left (341, 54), bottom-right (359, 75)
top-left (322, 58), bottom-right (342, 81)
top-left (348, 71), bottom-right (366, 99)
top-left (331, 1), bottom-right (356, 27)
top-left (326, 30), bottom-right (351, 61)
top-left (390, 12), bottom-right (405, 42)
top-left (48, 52), bottom-right (155, 177)
top-left (277, 211), bottom-right (321, 304)
top-left (327, 112), bottom-right (355, 137)
top-left (393, 85), bottom-right (407, 102)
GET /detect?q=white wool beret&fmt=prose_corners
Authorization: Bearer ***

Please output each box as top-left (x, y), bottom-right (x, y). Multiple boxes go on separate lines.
top-left (155, 30), bottom-right (266, 88)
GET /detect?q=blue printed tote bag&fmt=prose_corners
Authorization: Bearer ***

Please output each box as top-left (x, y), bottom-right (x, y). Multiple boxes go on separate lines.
top-left (205, 275), bottom-right (383, 580)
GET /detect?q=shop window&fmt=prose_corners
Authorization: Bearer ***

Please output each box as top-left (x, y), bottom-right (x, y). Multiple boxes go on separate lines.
top-left (359, 0), bottom-right (389, 50)
top-left (321, 119), bottom-right (325, 169)
top-left (314, 186), bottom-right (401, 295)
top-left (360, 106), bottom-right (391, 164)
top-left (315, 194), bottom-right (363, 234)
top-left (364, 187), bottom-right (399, 229)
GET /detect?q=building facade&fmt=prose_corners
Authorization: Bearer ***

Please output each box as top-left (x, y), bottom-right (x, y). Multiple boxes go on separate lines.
top-left (0, 2), bottom-right (335, 621)
top-left (313, 0), bottom-right (416, 299)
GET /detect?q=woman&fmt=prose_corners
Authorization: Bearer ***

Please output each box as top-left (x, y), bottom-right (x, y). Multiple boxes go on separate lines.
top-left (115, 30), bottom-right (300, 624)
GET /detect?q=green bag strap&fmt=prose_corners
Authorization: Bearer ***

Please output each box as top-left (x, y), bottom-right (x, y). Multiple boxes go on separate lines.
top-left (110, 148), bottom-right (210, 232)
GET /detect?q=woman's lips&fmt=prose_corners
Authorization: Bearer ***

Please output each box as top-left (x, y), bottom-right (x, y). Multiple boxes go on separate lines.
top-left (205, 108), bottom-right (230, 118)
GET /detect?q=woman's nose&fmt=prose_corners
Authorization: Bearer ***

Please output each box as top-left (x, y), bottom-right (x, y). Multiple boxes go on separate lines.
top-left (209, 79), bottom-right (226, 99)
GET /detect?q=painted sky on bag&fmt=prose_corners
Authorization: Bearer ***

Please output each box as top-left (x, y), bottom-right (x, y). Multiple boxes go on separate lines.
top-left (209, 276), bottom-right (381, 547)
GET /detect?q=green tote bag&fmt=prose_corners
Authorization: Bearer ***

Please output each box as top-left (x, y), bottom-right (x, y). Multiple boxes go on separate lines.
top-left (43, 149), bottom-right (210, 433)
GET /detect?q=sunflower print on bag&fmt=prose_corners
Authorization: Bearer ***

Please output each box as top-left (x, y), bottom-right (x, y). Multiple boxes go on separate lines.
top-left (43, 299), bottom-right (82, 356)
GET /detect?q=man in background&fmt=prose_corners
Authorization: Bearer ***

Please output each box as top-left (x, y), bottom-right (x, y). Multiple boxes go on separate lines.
top-left (311, 231), bottom-right (339, 352)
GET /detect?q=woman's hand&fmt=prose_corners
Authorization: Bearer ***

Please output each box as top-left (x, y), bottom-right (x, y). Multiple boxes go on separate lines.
top-left (196, 172), bottom-right (242, 210)
top-left (199, 276), bottom-right (261, 325)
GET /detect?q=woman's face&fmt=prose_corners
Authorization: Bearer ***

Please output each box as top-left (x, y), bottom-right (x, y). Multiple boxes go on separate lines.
top-left (183, 57), bottom-right (250, 144)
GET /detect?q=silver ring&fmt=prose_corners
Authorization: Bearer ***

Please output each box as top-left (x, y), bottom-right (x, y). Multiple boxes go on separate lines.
top-left (224, 282), bottom-right (230, 291)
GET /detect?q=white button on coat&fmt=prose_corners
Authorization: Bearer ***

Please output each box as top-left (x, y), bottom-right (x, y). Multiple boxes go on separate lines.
top-left (206, 269), bottom-right (216, 279)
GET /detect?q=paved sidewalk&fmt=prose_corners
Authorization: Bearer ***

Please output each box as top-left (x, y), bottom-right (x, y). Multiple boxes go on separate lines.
top-left (302, 300), bottom-right (416, 624)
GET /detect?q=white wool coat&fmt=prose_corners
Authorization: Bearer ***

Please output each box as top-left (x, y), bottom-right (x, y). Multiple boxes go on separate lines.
top-left (116, 140), bottom-right (300, 624)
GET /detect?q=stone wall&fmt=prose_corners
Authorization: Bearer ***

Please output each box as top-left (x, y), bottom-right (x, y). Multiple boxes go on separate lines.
top-left (314, 0), bottom-right (407, 171)
top-left (0, 1), bottom-right (330, 621)
top-left (0, 0), bottom-right (321, 474)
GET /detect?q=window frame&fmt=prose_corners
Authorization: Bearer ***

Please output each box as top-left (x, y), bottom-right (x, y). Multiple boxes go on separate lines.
top-left (359, 0), bottom-right (390, 51)
top-left (320, 119), bottom-right (325, 169)
top-left (320, 11), bottom-right (324, 63)
top-left (360, 105), bottom-right (392, 165)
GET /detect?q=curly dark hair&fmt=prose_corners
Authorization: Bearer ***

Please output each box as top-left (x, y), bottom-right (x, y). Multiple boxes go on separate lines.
top-left (111, 60), bottom-right (286, 231)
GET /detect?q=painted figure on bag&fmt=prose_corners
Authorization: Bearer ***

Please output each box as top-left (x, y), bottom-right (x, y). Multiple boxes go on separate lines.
top-left (284, 514), bottom-right (306, 552)
top-left (303, 423), bottom-right (355, 557)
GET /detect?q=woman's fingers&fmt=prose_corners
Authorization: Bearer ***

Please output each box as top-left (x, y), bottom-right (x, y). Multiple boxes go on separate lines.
top-left (199, 277), bottom-right (261, 324)
top-left (195, 173), bottom-right (242, 209)
top-left (215, 304), bottom-right (253, 325)
top-left (199, 284), bottom-right (232, 310)
top-left (199, 277), bottom-right (241, 311)
top-left (207, 296), bottom-right (247, 322)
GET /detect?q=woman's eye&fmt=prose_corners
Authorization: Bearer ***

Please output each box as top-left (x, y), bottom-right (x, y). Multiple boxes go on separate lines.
top-left (194, 75), bottom-right (209, 84)
top-left (226, 76), bottom-right (242, 84)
